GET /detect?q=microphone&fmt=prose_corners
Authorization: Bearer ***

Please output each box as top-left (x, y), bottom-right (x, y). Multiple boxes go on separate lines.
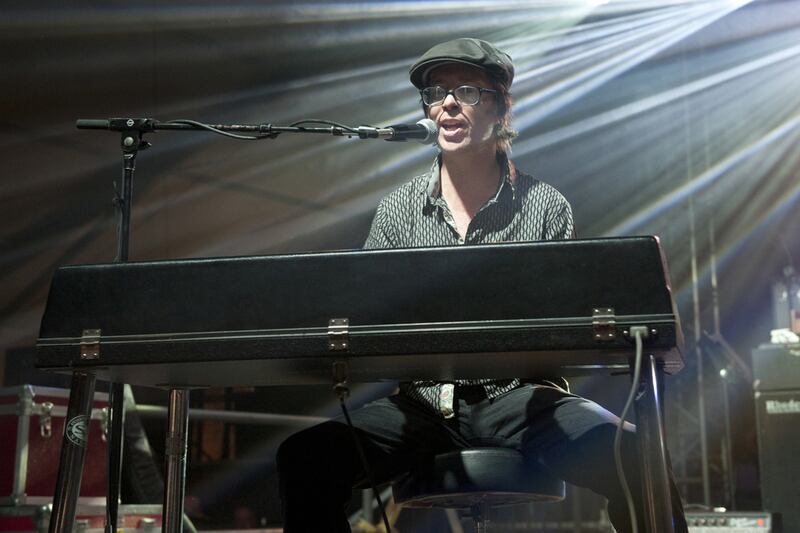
top-left (357, 119), bottom-right (438, 144)
top-left (76, 118), bottom-right (158, 131)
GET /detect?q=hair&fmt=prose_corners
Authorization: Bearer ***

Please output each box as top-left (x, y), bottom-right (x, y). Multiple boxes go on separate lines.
top-left (488, 70), bottom-right (517, 155)
top-left (421, 69), bottom-right (518, 155)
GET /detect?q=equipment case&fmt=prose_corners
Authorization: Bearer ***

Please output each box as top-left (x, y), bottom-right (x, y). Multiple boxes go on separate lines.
top-left (0, 504), bottom-right (162, 533)
top-left (0, 385), bottom-right (108, 506)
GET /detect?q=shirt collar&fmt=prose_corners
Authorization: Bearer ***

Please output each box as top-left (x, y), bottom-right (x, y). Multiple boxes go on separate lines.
top-left (424, 152), bottom-right (518, 203)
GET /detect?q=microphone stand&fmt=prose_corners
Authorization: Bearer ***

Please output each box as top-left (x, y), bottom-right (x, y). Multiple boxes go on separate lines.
top-left (50, 120), bottom-right (155, 533)
top-left (105, 125), bottom-right (146, 533)
top-left (48, 115), bottom-right (405, 533)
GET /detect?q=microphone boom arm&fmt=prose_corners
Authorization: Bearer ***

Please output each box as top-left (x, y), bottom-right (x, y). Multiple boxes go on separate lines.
top-left (76, 117), bottom-right (437, 144)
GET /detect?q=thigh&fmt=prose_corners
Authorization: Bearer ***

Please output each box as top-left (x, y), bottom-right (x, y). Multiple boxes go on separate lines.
top-left (345, 393), bottom-right (467, 459)
top-left (478, 385), bottom-right (686, 532)
top-left (521, 387), bottom-right (627, 451)
top-left (279, 394), bottom-right (464, 487)
top-left (470, 384), bottom-right (603, 447)
top-left (474, 384), bottom-right (628, 466)
top-left (510, 386), bottom-right (636, 492)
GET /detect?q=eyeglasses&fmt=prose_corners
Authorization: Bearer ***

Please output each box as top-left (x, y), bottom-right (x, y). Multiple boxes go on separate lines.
top-left (420, 85), bottom-right (498, 106)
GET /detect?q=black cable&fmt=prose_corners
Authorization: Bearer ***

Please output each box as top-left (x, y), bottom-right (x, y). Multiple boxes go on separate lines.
top-left (614, 327), bottom-right (647, 533)
top-left (166, 119), bottom-right (276, 140)
top-left (337, 391), bottom-right (393, 533)
top-left (289, 118), bottom-right (359, 133)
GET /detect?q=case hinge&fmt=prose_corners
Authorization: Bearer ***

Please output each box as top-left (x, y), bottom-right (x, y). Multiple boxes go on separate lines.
top-left (592, 308), bottom-right (616, 341)
top-left (80, 328), bottom-right (101, 360)
top-left (328, 318), bottom-right (350, 351)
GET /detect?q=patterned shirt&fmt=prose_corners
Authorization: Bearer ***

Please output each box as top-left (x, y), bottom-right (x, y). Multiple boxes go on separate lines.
top-left (363, 153), bottom-right (575, 417)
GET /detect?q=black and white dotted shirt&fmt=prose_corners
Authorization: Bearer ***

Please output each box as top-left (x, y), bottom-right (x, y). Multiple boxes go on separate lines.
top-left (364, 153), bottom-right (575, 418)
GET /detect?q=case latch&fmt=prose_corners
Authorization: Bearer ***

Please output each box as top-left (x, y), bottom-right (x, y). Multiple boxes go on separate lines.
top-left (592, 308), bottom-right (616, 341)
top-left (41, 402), bottom-right (53, 438)
top-left (328, 318), bottom-right (350, 351)
top-left (33, 401), bottom-right (54, 438)
top-left (80, 329), bottom-right (101, 360)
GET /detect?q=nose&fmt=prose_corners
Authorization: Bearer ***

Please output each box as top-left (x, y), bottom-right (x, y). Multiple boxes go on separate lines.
top-left (442, 92), bottom-right (460, 111)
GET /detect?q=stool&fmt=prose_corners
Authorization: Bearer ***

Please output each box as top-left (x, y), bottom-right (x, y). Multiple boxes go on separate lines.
top-left (392, 447), bottom-right (565, 532)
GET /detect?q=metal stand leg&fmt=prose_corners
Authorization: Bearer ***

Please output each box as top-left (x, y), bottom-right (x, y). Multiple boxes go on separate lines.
top-left (635, 355), bottom-right (674, 533)
top-left (162, 389), bottom-right (190, 533)
top-left (720, 370), bottom-right (736, 510)
top-left (105, 383), bottom-right (126, 533)
top-left (49, 371), bottom-right (97, 533)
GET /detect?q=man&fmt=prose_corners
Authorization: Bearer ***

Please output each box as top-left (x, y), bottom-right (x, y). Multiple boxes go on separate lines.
top-left (277, 38), bottom-right (688, 533)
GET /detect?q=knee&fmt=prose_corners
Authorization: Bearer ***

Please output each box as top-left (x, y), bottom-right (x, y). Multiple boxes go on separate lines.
top-left (276, 431), bottom-right (306, 476)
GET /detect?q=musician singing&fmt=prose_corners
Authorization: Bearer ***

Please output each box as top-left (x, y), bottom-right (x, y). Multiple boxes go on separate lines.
top-left (277, 38), bottom-right (688, 533)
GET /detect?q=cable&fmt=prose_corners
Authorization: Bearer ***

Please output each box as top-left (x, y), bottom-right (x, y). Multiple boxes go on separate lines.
top-left (289, 118), bottom-right (359, 133)
top-left (164, 117), bottom-right (369, 139)
top-left (614, 326), bottom-right (647, 533)
top-left (166, 119), bottom-right (276, 140)
top-left (337, 389), bottom-right (394, 533)
top-left (182, 513), bottom-right (198, 533)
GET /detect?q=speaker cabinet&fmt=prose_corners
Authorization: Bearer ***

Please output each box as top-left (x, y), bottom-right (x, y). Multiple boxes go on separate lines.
top-left (753, 345), bottom-right (800, 533)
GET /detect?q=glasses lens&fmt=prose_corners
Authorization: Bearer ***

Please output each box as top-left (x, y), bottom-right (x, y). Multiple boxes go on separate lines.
top-left (422, 86), bottom-right (446, 105)
top-left (455, 86), bottom-right (481, 105)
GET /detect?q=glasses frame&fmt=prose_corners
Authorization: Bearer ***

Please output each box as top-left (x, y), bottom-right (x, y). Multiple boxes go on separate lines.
top-left (420, 85), bottom-right (498, 107)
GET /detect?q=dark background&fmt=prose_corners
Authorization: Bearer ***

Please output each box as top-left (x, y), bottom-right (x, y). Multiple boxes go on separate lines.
top-left (3, 0), bottom-right (799, 528)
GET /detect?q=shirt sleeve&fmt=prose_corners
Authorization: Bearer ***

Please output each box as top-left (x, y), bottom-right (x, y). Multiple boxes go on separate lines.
top-left (544, 196), bottom-right (576, 240)
top-left (363, 198), bottom-right (396, 249)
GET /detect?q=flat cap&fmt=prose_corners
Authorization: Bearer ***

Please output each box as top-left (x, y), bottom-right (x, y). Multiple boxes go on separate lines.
top-left (409, 38), bottom-right (514, 89)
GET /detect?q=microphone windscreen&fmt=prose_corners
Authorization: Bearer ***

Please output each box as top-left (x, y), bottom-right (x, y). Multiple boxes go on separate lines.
top-left (416, 118), bottom-right (438, 144)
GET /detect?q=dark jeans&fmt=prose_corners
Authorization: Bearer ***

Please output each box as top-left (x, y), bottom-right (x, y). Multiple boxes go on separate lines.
top-left (276, 384), bottom-right (688, 533)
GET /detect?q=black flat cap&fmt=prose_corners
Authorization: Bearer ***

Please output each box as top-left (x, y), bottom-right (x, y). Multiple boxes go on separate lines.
top-left (409, 38), bottom-right (514, 89)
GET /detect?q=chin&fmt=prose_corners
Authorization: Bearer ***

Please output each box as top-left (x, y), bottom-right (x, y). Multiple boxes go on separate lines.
top-left (438, 139), bottom-right (471, 153)
top-left (438, 132), bottom-right (497, 154)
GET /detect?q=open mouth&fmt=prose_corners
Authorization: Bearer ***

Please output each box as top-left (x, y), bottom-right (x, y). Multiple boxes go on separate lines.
top-left (440, 120), bottom-right (466, 134)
